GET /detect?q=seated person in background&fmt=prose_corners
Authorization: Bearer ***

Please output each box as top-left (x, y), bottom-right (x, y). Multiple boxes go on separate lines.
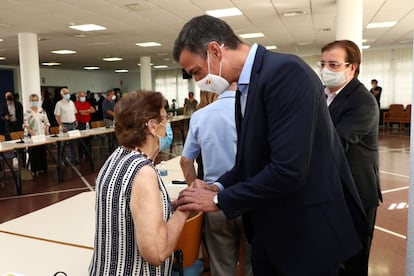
top-left (23, 94), bottom-right (50, 176)
top-left (183, 92), bottom-right (198, 116)
top-left (89, 91), bottom-right (190, 275)
top-left (75, 91), bottom-right (96, 159)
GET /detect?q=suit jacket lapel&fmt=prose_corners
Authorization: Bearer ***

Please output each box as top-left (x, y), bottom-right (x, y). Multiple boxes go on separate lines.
top-left (236, 45), bottom-right (266, 165)
top-left (328, 78), bottom-right (361, 112)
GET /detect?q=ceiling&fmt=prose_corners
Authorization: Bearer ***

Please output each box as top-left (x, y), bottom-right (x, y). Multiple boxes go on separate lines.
top-left (0, 0), bottom-right (413, 72)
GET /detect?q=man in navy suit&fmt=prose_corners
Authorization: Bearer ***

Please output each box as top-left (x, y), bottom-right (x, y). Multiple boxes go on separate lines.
top-left (320, 40), bottom-right (382, 276)
top-left (174, 15), bottom-right (367, 275)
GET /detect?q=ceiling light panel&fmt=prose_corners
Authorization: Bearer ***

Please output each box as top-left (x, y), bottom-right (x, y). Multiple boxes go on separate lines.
top-left (239, 33), bottom-right (264, 39)
top-left (70, 24), bottom-right (107, 32)
top-left (206, 8), bottom-right (243, 18)
top-left (366, 21), bottom-right (397, 29)
top-left (102, 57), bottom-right (123, 61)
top-left (83, 66), bottom-right (100, 70)
top-left (42, 62), bottom-right (61, 66)
top-left (51, 50), bottom-right (77, 55)
top-left (136, 42), bottom-right (161, 47)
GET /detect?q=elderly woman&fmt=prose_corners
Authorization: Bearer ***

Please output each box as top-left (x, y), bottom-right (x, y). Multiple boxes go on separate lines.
top-left (89, 91), bottom-right (188, 275)
top-left (23, 93), bottom-right (50, 175)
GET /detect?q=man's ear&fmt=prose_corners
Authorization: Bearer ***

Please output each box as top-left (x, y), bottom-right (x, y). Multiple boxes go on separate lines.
top-left (207, 41), bottom-right (223, 59)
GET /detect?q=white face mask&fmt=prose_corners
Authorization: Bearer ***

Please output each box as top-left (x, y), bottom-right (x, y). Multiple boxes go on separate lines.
top-left (196, 49), bottom-right (230, 94)
top-left (111, 95), bottom-right (116, 101)
top-left (320, 67), bottom-right (346, 88)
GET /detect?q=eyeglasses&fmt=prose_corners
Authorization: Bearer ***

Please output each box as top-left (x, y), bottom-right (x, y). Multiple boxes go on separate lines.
top-left (317, 61), bottom-right (350, 70)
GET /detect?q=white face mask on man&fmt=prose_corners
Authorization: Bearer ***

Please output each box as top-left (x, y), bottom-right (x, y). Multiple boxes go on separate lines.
top-left (196, 46), bottom-right (230, 94)
top-left (320, 67), bottom-right (347, 88)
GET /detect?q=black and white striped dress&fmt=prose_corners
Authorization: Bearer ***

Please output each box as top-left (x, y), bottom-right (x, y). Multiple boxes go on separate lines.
top-left (89, 147), bottom-right (173, 275)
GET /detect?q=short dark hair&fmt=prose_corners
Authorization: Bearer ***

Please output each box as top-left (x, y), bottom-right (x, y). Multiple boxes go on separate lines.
top-left (114, 91), bottom-right (165, 148)
top-left (371, 79), bottom-right (378, 84)
top-left (173, 15), bottom-right (243, 61)
top-left (321, 40), bottom-right (361, 77)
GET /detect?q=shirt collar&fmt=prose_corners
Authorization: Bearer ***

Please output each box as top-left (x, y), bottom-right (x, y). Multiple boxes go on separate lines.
top-left (238, 43), bottom-right (258, 91)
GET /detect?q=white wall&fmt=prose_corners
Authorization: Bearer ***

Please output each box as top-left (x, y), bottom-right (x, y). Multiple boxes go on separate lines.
top-left (40, 68), bottom-right (122, 92)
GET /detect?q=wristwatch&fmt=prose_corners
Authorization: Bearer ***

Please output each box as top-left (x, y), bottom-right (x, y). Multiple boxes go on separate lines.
top-left (213, 193), bottom-right (221, 209)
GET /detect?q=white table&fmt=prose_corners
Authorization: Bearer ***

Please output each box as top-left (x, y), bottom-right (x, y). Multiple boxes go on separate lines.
top-left (0, 192), bottom-right (95, 276)
top-left (0, 191), bottom-right (95, 248)
top-left (0, 157), bottom-right (188, 275)
top-left (158, 156), bottom-right (188, 199)
top-left (0, 232), bottom-right (92, 276)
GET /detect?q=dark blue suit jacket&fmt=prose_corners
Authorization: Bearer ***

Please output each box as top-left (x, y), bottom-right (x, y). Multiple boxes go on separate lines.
top-left (217, 45), bottom-right (367, 275)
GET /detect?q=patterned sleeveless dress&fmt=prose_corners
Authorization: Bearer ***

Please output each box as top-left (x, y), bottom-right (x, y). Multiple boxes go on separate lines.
top-left (89, 147), bottom-right (173, 275)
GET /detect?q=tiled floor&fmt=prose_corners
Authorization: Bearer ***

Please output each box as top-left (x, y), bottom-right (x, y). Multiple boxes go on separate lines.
top-left (0, 127), bottom-right (410, 275)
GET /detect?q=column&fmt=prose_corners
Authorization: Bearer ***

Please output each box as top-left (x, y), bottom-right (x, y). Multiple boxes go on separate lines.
top-left (406, 31), bottom-right (414, 276)
top-left (336, 0), bottom-right (363, 49)
top-left (18, 33), bottom-right (41, 111)
top-left (140, 56), bottom-right (152, 90)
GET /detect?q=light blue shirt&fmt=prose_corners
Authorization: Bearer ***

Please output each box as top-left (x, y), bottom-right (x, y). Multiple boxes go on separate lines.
top-left (238, 43), bottom-right (258, 116)
top-left (181, 91), bottom-right (236, 183)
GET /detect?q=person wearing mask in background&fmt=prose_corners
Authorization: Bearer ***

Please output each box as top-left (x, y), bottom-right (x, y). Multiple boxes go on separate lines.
top-left (174, 15), bottom-right (367, 276)
top-left (102, 89), bottom-right (117, 152)
top-left (183, 91), bottom-right (198, 116)
top-left (23, 94), bottom-right (50, 176)
top-left (41, 90), bottom-right (57, 126)
top-left (102, 89), bottom-right (116, 127)
top-left (171, 99), bottom-right (178, 110)
top-left (54, 88), bottom-right (78, 165)
top-left (180, 82), bottom-right (252, 276)
top-left (114, 88), bottom-right (122, 103)
top-left (97, 92), bottom-right (105, 120)
top-left (75, 91), bottom-right (96, 160)
top-left (86, 90), bottom-right (99, 122)
top-left (320, 40), bottom-right (382, 276)
top-left (4, 91), bottom-right (23, 133)
top-left (89, 91), bottom-right (189, 275)
top-left (369, 79), bottom-right (382, 111)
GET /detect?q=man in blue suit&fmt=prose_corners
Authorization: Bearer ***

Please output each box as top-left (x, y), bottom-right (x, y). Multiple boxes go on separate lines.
top-left (174, 15), bottom-right (367, 276)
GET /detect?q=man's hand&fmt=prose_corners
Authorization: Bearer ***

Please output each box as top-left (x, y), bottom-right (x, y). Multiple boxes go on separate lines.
top-left (176, 187), bottom-right (219, 212)
top-left (191, 179), bottom-right (220, 192)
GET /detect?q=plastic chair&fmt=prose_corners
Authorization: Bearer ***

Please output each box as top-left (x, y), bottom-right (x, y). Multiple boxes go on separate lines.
top-left (0, 134), bottom-right (16, 178)
top-left (9, 131), bottom-right (24, 140)
top-left (49, 126), bottom-right (60, 135)
top-left (90, 120), bottom-right (105, 155)
top-left (173, 211), bottom-right (204, 276)
top-left (90, 120), bottom-right (104, 128)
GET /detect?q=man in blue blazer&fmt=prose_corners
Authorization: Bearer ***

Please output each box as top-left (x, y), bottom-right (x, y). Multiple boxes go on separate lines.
top-left (321, 40), bottom-right (382, 276)
top-left (174, 15), bottom-right (367, 275)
